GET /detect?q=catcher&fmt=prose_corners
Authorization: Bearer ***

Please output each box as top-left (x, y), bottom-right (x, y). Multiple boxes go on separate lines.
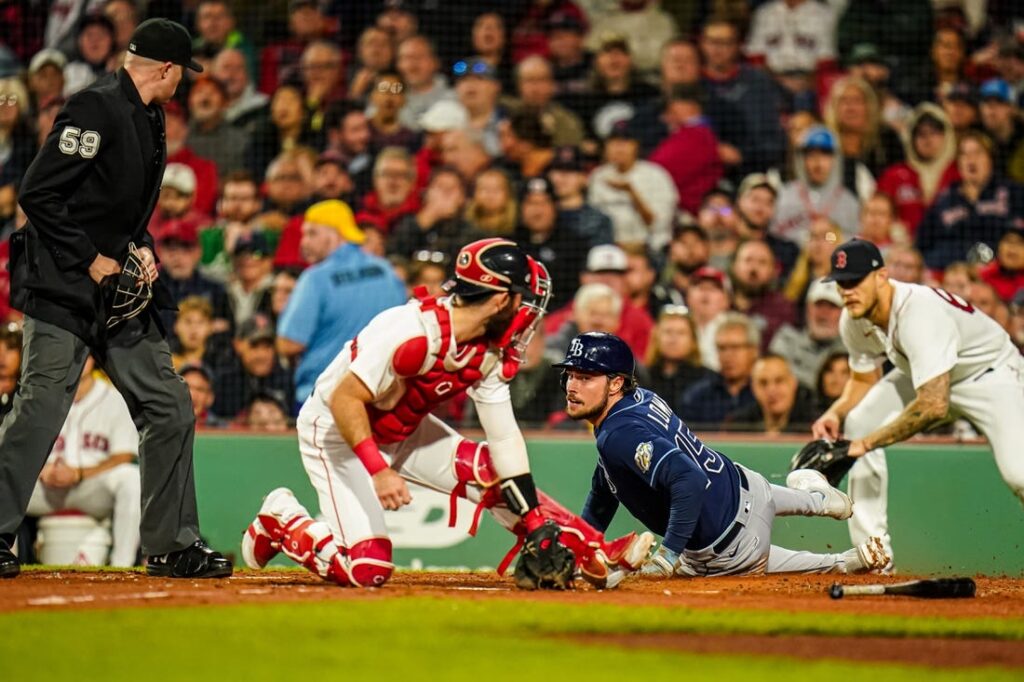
top-left (242, 239), bottom-right (653, 590)
top-left (556, 331), bottom-right (890, 577)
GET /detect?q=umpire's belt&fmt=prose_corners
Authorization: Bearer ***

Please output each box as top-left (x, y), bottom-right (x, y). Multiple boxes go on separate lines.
top-left (712, 465), bottom-right (750, 554)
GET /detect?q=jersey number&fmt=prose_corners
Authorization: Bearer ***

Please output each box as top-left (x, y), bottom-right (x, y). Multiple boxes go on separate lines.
top-left (648, 394), bottom-right (724, 475)
top-left (58, 127), bottom-right (101, 159)
top-left (930, 287), bottom-right (974, 314)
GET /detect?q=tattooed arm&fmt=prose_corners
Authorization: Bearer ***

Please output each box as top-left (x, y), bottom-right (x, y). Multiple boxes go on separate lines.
top-left (849, 372), bottom-right (951, 456)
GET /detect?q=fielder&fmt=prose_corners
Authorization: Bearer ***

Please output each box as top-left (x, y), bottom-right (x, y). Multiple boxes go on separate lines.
top-left (555, 332), bottom-right (890, 577)
top-left (812, 238), bottom-right (1024, 561)
top-left (242, 239), bottom-right (652, 589)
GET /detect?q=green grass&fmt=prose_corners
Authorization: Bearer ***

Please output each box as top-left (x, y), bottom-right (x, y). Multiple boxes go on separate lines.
top-left (2, 597), bottom-right (1022, 681)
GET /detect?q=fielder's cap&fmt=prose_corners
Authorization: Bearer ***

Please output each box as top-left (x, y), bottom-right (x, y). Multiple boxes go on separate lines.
top-left (129, 18), bottom-right (203, 73)
top-left (597, 32), bottom-right (630, 53)
top-left (586, 244), bottom-right (628, 273)
top-left (161, 163), bottom-right (197, 195)
top-left (452, 58), bottom-right (496, 81)
top-left (943, 81), bottom-right (977, 103)
top-left (849, 43), bottom-right (885, 66)
top-left (520, 175), bottom-right (556, 203)
top-left (549, 145), bottom-right (585, 171)
top-left (800, 126), bottom-right (837, 154)
top-left (237, 314), bottom-right (275, 343)
top-left (806, 278), bottom-right (844, 307)
top-left (690, 266), bottom-right (732, 296)
top-left (823, 239), bottom-right (884, 283)
top-left (232, 231), bottom-right (272, 257)
top-left (738, 172), bottom-right (777, 198)
top-left (420, 99), bottom-right (468, 132)
top-left (304, 199), bottom-right (365, 245)
top-left (546, 11), bottom-right (585, 33)
top-left (28, 48), bottom-right (67, 75)
top-left (979, 78), bottom-right (1014, 103)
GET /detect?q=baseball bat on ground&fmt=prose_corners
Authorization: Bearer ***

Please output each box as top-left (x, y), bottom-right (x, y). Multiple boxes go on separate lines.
top-left (828, 577), bottom-right (976, 599)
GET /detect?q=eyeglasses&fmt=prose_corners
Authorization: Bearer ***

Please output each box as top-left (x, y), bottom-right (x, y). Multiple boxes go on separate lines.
top-left (0, 95), bottom-right (18, 107)
top-left (376, 81), bottom-right (404, 94)
top-left (412, 250), bottom-right (448, 264)
top-left (452, 60), bottom-right (492, 77)
top-left (660, 304), bottom-right (690, 317)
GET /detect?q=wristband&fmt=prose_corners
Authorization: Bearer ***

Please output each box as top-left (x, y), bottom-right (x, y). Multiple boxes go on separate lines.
top-left (353, 437), bottom-right (388, 476)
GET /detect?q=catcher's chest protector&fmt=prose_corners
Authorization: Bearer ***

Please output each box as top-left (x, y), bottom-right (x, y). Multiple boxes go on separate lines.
top-left (364, 290), bottom-right (489, 444)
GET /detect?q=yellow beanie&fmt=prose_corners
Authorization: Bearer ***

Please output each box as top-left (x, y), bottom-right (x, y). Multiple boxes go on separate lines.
top-left (303, 200), bottom-right (364, 245)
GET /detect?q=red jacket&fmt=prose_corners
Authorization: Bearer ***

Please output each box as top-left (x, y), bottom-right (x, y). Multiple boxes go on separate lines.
top-left (272, 214), bottom-right (307, 270)
top-left (357, 190), bottom-right (422, 234)
top-left (978, 261), bottom-right (1024, 303)
top-left (877, 161), bottom-right (959, 236)
top-left (167, 147), bottom-right (220, 218)
top-left (648, 119), bottom-right (722, 215)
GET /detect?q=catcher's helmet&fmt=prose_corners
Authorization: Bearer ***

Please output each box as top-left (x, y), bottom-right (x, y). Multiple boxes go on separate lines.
top-left (552, 332), bottom-right (636, 387)
top-left (446, 238), bottom-right (534, 299)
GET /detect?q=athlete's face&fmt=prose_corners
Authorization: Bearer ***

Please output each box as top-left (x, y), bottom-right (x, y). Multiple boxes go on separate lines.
top-left (838, 269), bottom-right (884, 319)
top-left (484, 292), bottom-right (519, 342)
top-left (564, 369), bottom-right (621, 421)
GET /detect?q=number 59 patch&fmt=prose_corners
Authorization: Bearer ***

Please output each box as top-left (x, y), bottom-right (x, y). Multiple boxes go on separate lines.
top-left (58, 126), bottom-right (101, 158)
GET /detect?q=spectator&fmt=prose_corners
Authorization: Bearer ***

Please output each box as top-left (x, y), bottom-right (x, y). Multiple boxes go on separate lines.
top-left (348, 26), bottom-right (396, 102)
top-left (26, 49), bottom-right (66, 111)
top-left (693, 187), bottom-right (739, 273)
top-left (497, 107), bottom-right (555, 185)
top-left (277, 200), bottom-right (407, 404)
top-left (0, 323), bottom-right (22, 422)
top-left (546, 11), bottom-right (591, 97)
top-left (824, 76), bottom-right (905, 177)
top-left (941, 261), bottom-right (978, 300)
top-left (156, 219), bottom-right (232, 334)
top-left (179, 363), bottom-right (219, 428)
top-left (510, 0), bottom-right (588, 64)
top-left (567, 32), bottom-right (658, 138)
top-left (416, 99), bottom-right (468, 189)
top-left (453, 58), bottom-right (504, 157)
top-left (407, 250), bottom-right (448, 297)
top-left (245, 393), bottom-right (292, 432)
top-left (745, 0), bottom-right (837, 97)
top-left (724, 354), bottom-right (818, 434)
top-left (916, 131), bottom-right (1024, 271)
top-left (103, 0), bottom-right (138, 54)
top-left (442, 128), bottom-right (493, 184)
top-left (26, 356), bottom-right (140, 567)
top-left (661, 224), bottom-right (711, 293)
top-left (388, 167), bottom-right (481, 262)
top-left (170, 296), bottom-right (220, 371)
top-left (730, 239), bottom-right (797, 350)
top-left (511, 55), bottom-right (584, 147)
top-left (298, 40), bottom-right (345, 131)
top-left (368, 71), bottom-right (418, 153)
top-left (927, 26), bottom-right (967, 101)
top-left (212, 315), bottom-right (293, 421)
top-left (516, 176), bottom-right (586, 310)
top-left (771, 127), bottom-right (864, 244)
top-left (643, 306), bottom-right (713, 414)
top-left (505, 324), bottom-right (563, 426)
top-left (585, 1), bottom-right (678, 78)
top-left (588, 122), bottom-right (678, 249)
top-left (978, 79), bottom-right (1024, 182)
top-left (857, 193), bottom-right (909, 253)
top-left (846, 43), bottom-right (912, 135)
top-left (546, 282), bottom-right (623, 357)
top-left (211, 48), bottom-right (268, 135)
top-left (970, 280), bottom-right (1012, 330)
top-left (470, 12), bottom-right (513, 93)
top-left (63, 14), bottom-right (117, 97)
top-left (679, 312), bottom-right (760, 429)
top-left (978, 228), bottom-right (1024, 303)
top-left (700, 17), bottom-right (786, 174)
top-left (396, 36), bottom-right (454, 131)
top-left (227, 232), bottom-right (274, 327)
top-left (165, 101), bottom-right (219, 217)
top-left (686, 266), bottom-right (733, 371)
top-left (148, 163), bottom-right (212, 235)
top-left (187, 76), bottom-right (249, 177)
top-left (312, 150), bottom-right (355, 205)
top-left (814, 351), bottom-right (850, 415)
top-left (0, 78), bottom-right (37, 186)
top-left (259, 0), bottom-right (329, 95)
top-left (465, 167), bottom-right (516, 237)
top-left (734, 173), bottom-right (799, 279)
top-left (32, 96), bottom-right (64, 153)
top-left (547, 145), bottom-right (613, 248)
top-left (199, 171), bottom-right (265, 282)
top-left (376, 0), bottom-right (419, 46)
top-left (783, 217), bottom-right (842, 310)
top-left (769, 278), bottom-right (846, 389)
top-left (258, 150), bottom-right (317, 249)
top-left (324, 103), bottom-right (374, 199)
top-left (877, 104), bottom-right (960, 235)
top-left (359, 146), bottom-right (421, 232)
top-left (885, 243), bottom-right (927, 284)
top-left (648, 84), bottom-right (723, 215)
top-left (1010, 290), bottom-right (1024, 351)
top-left (623, 243), bottom-right (684, 321)
top-left (939, 81), bottom-right (981, 138)
top-left (194, 0), bottom-right (256, 76)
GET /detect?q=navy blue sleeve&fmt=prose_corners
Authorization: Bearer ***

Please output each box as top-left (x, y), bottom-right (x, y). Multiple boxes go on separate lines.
top-left (581, 464), bottom-right (618, 532)
top-left (652, 451), bottom-right (710, 554)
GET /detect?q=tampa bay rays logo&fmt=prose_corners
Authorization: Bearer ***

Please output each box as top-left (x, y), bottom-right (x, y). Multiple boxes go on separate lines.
top-left (569, 338), bottom-right (584, 357)
top-left (634, 441), bottom-right (653, 473)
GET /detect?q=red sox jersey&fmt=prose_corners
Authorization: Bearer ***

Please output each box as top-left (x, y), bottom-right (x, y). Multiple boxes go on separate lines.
top-left (840, 281), bottom-right (1020, 389)
top-left (48, 380), bottom-right (139, 468)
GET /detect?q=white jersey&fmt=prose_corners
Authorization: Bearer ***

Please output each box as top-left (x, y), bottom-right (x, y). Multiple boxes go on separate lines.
top-left (840, 281), bottom-right (1020, 389)
top-left (49, 380), bottom-right (139, 468)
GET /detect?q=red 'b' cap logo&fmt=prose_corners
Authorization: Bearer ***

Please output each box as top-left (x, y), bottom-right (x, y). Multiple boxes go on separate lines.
top-left (836, 251), bottom-right (848, 269)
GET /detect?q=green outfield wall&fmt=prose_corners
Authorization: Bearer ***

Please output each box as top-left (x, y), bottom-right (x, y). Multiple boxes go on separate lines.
top-left (193, 433), bottom-right (1024, 576)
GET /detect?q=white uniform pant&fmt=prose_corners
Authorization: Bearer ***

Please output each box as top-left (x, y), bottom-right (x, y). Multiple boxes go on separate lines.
top-left (676, 466), bottom-right (859, 576)
top-left (297, 412), bottom-right (518, 548)
top-left (26, 463), bottom-right (142, 567)
top-left (844, 359), bottom-right (1024, 559)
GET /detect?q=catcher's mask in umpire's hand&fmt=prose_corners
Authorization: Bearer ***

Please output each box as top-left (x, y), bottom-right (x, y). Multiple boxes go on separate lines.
top-left (104, 243), bottom-right (153, 328)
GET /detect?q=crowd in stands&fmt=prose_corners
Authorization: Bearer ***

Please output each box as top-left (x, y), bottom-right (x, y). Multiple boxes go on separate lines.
top-left (1, 0), bottom-right (1023, 435)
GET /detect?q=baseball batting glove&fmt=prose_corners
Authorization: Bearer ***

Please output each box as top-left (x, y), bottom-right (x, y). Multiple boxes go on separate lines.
top-left (513, 520), bottom-right (575, 590)
top-left (789, 439), bottom-right (855, 488)
top-left (639, 545), bottom-right (679, 577)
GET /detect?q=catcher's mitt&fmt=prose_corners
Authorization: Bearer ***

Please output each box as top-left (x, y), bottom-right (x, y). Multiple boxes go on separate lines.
top-left (513, 520), bottom-right (575, 591)
top-left (789, 439), bottom-right (855, 487)
top-left (103, 243), bottom-right (153, 328)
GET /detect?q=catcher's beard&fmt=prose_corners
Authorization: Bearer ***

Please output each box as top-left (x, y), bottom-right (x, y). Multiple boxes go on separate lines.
top-left (484, 295), bottom-right (518, 342)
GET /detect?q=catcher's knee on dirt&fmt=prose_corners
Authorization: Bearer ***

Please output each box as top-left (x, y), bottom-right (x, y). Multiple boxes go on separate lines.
top-left (347, 538), bottom-right (394, 587)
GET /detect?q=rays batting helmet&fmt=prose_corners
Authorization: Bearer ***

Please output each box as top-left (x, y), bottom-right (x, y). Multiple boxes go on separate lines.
top-left (552, 332), bottom-right (637, 391)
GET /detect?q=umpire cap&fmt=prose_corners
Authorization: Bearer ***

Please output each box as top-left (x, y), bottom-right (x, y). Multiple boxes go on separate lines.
top-left (552, 332), bottom-right (635, 380)
top-left (128, 18), bottom-right (203, 72)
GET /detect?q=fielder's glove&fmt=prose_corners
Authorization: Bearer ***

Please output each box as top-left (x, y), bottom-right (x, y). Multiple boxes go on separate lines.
top-left (789, 439), bottom-right (855, 488)
top-left (513, 520), bottom-right (575, 590)
top-left (640, 545), bottom-right (679, 577)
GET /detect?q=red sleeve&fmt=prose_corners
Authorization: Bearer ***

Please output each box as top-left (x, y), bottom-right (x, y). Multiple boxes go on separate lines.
top-left (272, 215), bottom-right (309, 270)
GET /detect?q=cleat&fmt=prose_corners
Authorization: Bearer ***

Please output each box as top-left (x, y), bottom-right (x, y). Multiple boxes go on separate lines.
top-left (241, 487), bottom-right (308, 570)
top-left (786, 469), bottom-right (853, 520)
top-left (146, 540), bottom-right (233, 578)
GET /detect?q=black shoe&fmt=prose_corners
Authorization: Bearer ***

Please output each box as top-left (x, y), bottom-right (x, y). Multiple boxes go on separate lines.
top-left (146, 540), bottom-right (233, 578)
top-left (0, 542), bottom-right (19, 579)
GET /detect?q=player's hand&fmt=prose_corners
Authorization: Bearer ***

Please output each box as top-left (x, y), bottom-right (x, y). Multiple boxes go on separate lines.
top-left (811, 412), bottom-right (841, 441)
top-left (847, 439), bottom-right (869, 457)
top-left (373, 468), bottom-right (412, 510)
top-left (88, 254), bottom-right (121, 285)
top-left (135, 246), bottom-right (158, 283)
top-left (41, 460), bottom-right (80, 488)
top-left (639, 545), bottom-right (678, 577)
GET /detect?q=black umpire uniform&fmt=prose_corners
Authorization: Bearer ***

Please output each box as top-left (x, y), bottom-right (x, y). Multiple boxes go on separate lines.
top-left (0, 19), bottom-right (231, 579)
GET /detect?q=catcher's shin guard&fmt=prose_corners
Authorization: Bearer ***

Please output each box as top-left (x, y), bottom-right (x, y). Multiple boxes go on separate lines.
top-left (242, 487), bottom-right (309, 569)
top-left (347, 538), bottom-right (394, 587)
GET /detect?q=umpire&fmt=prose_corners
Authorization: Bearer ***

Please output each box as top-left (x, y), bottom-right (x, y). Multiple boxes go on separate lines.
top-left (0, 19), bottom-right (231, 579)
